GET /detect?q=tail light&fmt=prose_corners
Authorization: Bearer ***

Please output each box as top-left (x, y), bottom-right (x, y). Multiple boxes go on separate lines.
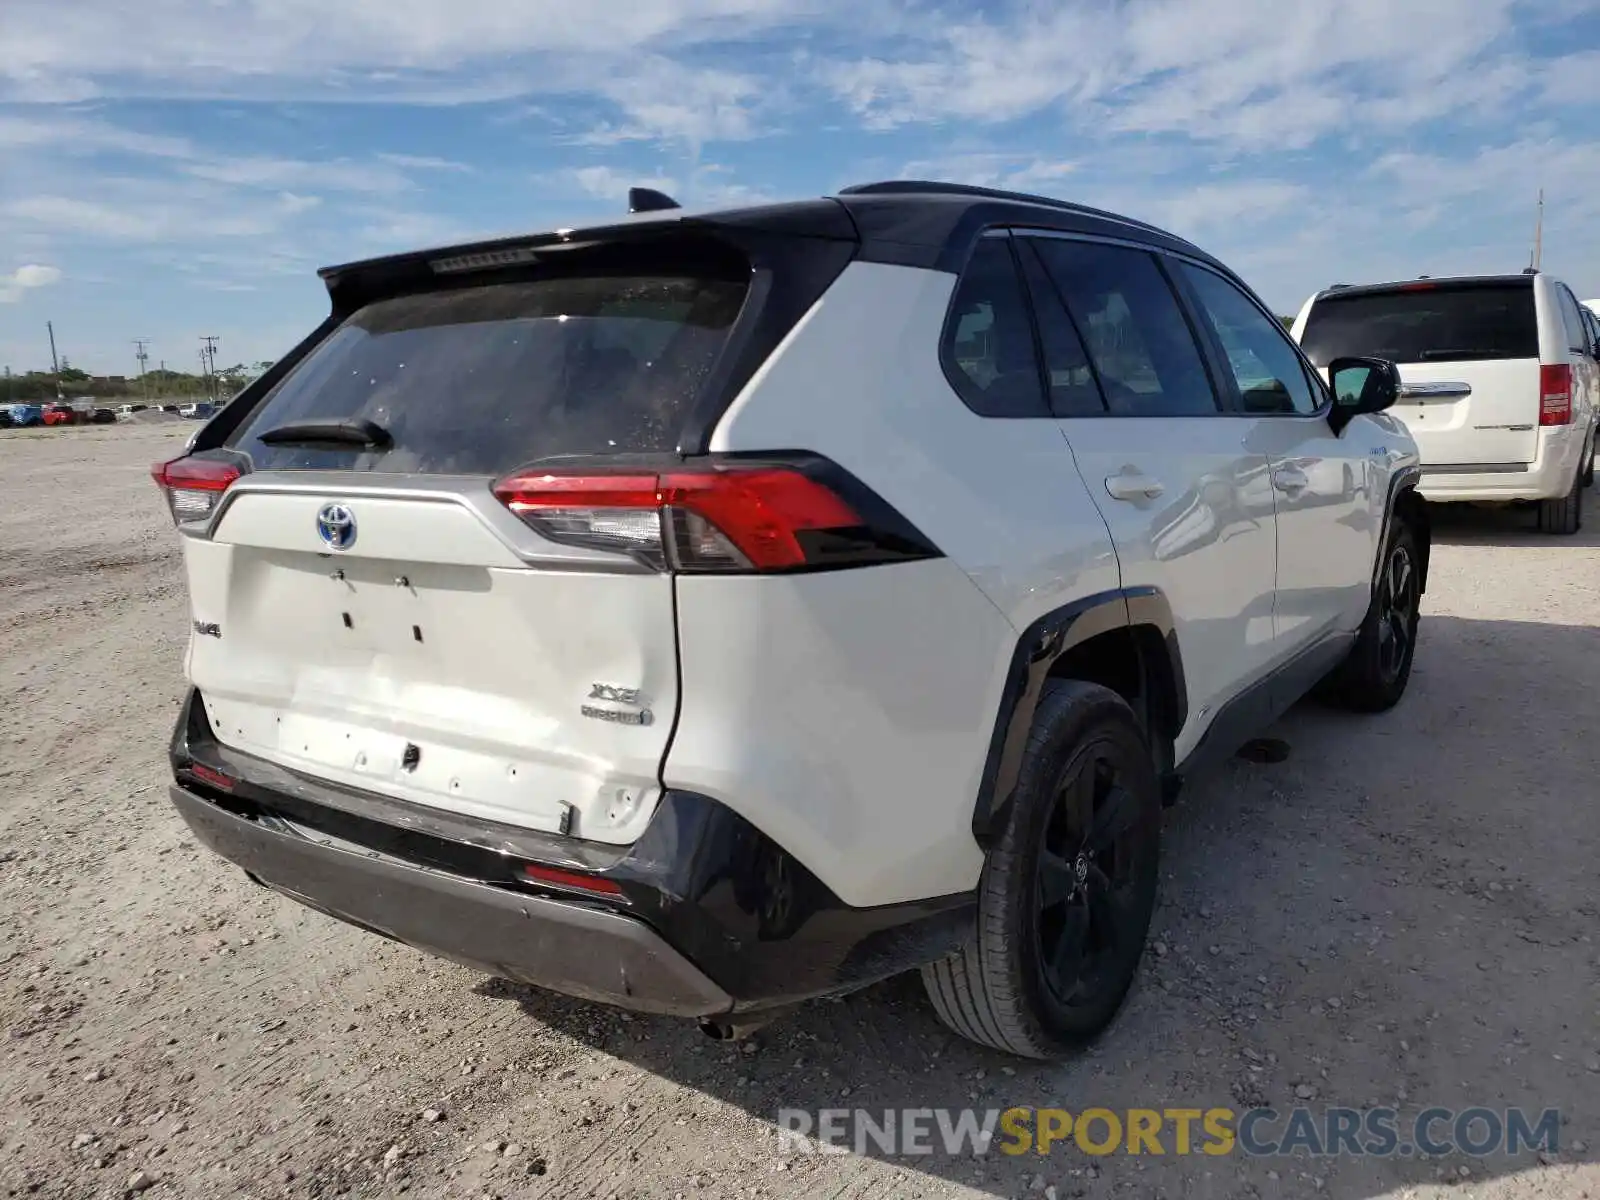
top-left (151, 456), bottom-right (241, 524)
top-left (492, 463), bottom-right (936, 573)
top-left (1539, 365), bottom-right (1572, 426)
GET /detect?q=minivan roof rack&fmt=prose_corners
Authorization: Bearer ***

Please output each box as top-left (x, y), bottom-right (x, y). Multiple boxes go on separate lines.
top-left (628, 187), bottom-right (681, 214)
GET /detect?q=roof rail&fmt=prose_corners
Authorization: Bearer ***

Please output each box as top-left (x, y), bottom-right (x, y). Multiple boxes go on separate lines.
top-left (838, 179), bottom-right (1178, 240)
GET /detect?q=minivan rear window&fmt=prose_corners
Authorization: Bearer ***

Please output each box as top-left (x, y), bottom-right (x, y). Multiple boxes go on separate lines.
top-left (231, 269), bottom-right (748, 474)
top-left (1298, 283), bottom-right (1537, 367)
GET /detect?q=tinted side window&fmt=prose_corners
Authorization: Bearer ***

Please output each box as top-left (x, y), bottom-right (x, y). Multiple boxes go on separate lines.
top-left (942, 238), bottom-right (1048, 418)
top-left (1031, 240), bottom-right (1218, 417)
top-left (1017, 242), bottom-right (1108, 417)
top-left (1557, 286), bottom-right (1589, 353)
top-left (1179, 263), bottom-right (1320, 415)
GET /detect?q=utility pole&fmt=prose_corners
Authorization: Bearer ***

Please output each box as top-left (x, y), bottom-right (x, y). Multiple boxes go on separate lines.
top-left (133, 338), bottom-right (150, 400)
top-left (4, 366), bottom-right (12, 404)
top-left (200, 335), bottom-right (219, 402)
top-left (47, 321), bottom-right (63, 400)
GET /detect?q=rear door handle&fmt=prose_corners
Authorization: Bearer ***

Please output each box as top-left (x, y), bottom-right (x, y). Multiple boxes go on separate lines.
top-left (1104, 473), bottom-right (1165, 502)
top-left (1272, 467), bottom-right (1310, 495)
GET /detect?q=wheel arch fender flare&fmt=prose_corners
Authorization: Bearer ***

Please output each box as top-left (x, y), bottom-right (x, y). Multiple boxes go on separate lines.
top-left (970, 587), bottom-right (1187, 844)
top-left (1380, 464), bottom-right (1429, 596)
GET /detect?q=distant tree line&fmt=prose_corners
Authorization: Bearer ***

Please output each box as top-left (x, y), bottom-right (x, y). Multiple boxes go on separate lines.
top-left (3, 361), bottom-right (274, 404)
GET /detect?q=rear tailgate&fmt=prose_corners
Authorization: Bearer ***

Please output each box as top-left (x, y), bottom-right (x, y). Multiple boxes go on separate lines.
top-left (186, 482), bottom-right (678, 842)
top-left (163, 231), bottom-right (825, 844)
top-left (1299, 279), bottom-right (1540, 466)
top-left (1390, 359), bottom-right (1540, 467)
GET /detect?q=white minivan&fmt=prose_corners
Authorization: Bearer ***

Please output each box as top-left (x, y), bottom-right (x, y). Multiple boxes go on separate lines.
top-left (1294, 273), bottom-right (1598, 533)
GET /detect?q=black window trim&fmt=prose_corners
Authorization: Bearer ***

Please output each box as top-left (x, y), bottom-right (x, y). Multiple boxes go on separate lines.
top-left (1013, 236), bottom-right (1110, 418)
top-left (1555, 282), bottom-right (1590, 355)
top-left (1167, 257), bottom-right (1334, 421)
top-left (1011, 227), bottom-right (1227, 420)
top-left (936, 229), bottom-right (1053, 420)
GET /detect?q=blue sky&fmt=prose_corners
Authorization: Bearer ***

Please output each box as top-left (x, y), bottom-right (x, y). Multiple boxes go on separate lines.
top-left (2, 0), bottom-right (1597, 376)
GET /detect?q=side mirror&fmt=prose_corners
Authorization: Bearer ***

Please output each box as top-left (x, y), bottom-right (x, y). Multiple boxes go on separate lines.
top-left (1327, 356), bottom-right (1400, 436)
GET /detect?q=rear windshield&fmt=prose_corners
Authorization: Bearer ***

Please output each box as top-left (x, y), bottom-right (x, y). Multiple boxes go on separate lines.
top-left (1298, 283), bottom-right (1537, 367)
top-left (231, 270), bottom-right (748, 474)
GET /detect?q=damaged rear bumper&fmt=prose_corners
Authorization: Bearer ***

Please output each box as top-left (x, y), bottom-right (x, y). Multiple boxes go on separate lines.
top-left (167, 690), bottom-right (974, 1017)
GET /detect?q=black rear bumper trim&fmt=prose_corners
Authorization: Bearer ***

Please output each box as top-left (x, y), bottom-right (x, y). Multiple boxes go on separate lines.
top-left (171, 784), bottom-right (734, 1017)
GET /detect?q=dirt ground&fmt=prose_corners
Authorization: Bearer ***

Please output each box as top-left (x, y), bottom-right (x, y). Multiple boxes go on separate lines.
top-left (2, 424), bottom-right (1597, 1200)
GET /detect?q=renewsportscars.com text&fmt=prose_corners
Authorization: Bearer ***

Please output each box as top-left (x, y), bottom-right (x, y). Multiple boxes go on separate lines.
top-left (776, 1107), bottom-right (1561, 1159)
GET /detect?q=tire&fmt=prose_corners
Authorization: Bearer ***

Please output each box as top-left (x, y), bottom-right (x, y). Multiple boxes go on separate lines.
top-left (1536, 463), bottom-right (1584, 535)
top-left (1323, 518), bottom-right (1422, 712)
top-left (921, 680), bottom-right (1161, 1059)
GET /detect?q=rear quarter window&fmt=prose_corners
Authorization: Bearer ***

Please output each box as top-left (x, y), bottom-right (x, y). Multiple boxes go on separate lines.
top-left (1298, 283), bottom-right (1537, 367)
top-left (231, 270), bottom-right (748, 475)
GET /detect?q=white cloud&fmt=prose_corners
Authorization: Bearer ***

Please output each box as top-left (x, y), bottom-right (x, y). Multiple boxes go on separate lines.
top-left (0, 0), bottom-right (821, 104)
top-left (0, 263), bottom-right (63, 303)
top-left (0, 113), bottom-right (193, 157)
top-left (376, 153), bottom-right (472, 172)
top-left (11, 264), bottom-right (61, 289)
top-left (824, 0), bottom-right (1546, 150)
top-left (1, 184), bottom-right (327, 244)
top-left (184, 155), bottom-right (416, 194)
top-left (898, 153), bottom-right (1081, 192)
top-left (567, 165), bottom-right (682, 202)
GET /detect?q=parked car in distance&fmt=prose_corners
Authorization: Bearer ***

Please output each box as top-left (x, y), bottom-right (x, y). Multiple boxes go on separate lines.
top-left (0, 407), bottom-right (13, 429)
top-left (1293, 272), bottom-right (1598, 534)
top-left (157, 180), bottom-right (1429, 1059)
top-left (42, 403), bottom-right (79, 426)
top-left (179, 402), bottom-right (217, 419)
top-left (4, 404), bottom-right (43, 427)
top-left (90, 408), bottom-right (118, 425)
top-left (119, 403), bottom-right (150, 417)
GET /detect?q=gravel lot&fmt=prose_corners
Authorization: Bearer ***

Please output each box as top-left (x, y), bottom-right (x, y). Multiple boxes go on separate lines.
top-left (3, 424), bottom-right (1597, 1200)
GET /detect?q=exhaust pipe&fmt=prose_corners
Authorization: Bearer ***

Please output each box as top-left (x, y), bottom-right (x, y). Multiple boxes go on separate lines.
top-left (697, 1015), bottom-right (774, 1042)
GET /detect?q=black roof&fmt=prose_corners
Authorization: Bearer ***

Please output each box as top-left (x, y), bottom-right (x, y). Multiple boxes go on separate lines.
top-left (319, 179), bottom-right (1229, 303)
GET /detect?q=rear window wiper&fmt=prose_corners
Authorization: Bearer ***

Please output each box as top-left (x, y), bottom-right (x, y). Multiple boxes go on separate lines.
top-left (256, 418), bottom-right (393, 448)
top-left (1416, 348), bottom-right (1509, 361)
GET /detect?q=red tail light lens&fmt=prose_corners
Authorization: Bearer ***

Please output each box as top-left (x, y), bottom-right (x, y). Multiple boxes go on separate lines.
top-left (151, 457), bottom-right (241, 524)
top-left (493, 465), bottom-right (885, 572)
top-left (521, 863), bottom-right (625, 897)
top-left (187, 762), bottom-right (236, 792)
top-left (1539, 364), bottom-right (1572, 426)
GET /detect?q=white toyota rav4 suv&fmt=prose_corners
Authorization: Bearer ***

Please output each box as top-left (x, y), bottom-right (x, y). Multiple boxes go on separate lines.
top-left (1293, 272), bottom-right (1599, 534)
top-left (158, 182), bottom-right (1429, 1059)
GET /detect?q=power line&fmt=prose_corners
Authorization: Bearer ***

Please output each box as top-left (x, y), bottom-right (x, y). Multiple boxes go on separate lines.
top-left (133, 339), bottom-right (151, 400)
top-left (199, 336), bottom-right (220, 401)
